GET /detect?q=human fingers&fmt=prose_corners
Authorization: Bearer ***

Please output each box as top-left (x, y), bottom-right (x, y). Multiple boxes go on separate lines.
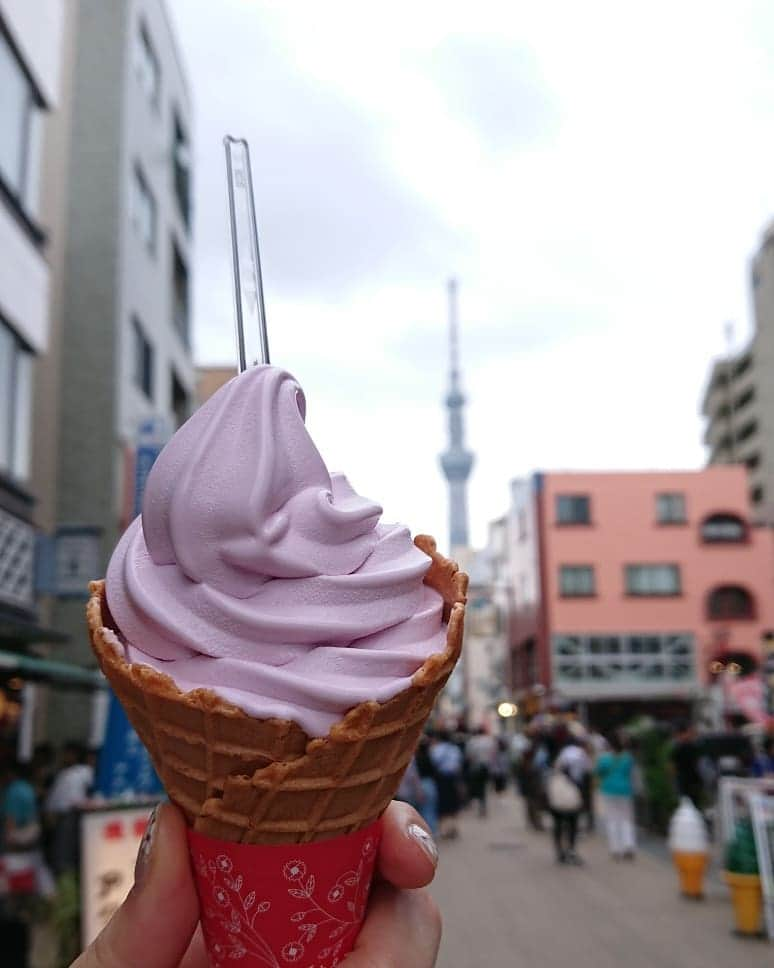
top-left (341, 882), bottom-right (442, 968)
top-left (377, 800), bottom-right (438, 889)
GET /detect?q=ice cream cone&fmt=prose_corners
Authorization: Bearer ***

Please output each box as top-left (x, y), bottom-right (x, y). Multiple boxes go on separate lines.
top-left (672, 851), bottom-right (708, 898)
top-left (87, 534), bottom-right (466, 845)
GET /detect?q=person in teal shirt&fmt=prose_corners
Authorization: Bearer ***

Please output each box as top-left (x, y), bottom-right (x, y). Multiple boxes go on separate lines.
top-left (1, 762), bottom-right (38, 841)
top-left (595, 734), bottom-right (637, 859)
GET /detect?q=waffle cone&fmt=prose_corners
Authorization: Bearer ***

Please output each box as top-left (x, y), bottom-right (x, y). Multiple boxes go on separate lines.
top-left (87, 535), bottom-right (467, 844)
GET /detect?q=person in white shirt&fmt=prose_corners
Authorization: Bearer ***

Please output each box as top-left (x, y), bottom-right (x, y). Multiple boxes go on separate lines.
top-left (45, 743), bottom-right (95, 875)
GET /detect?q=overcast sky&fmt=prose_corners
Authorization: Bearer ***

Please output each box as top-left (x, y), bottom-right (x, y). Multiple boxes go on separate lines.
top-left (167, 0), bottom-right (774, 551)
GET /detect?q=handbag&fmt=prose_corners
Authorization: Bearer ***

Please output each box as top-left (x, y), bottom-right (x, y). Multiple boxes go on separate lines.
top-left (546, 769), bottom-right (582, 812)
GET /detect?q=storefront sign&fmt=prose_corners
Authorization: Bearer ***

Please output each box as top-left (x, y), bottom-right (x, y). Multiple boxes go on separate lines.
top-left (81, 806), bottom-right (153, 945)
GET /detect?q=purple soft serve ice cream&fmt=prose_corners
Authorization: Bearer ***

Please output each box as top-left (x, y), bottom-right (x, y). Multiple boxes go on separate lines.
top-left (105, 365), bottom-right (447, 737)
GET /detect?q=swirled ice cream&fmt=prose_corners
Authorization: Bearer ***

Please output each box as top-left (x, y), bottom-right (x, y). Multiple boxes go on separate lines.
top-left (105, 366), bottom-right (446, 736)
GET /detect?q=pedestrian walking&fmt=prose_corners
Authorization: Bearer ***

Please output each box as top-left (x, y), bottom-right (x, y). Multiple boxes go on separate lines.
top-left (429, 730), bottom-right (464, 839)
top-left (517, 732), bottom-right (547, 831)
top-left (751, 735), bottom-right (774, 777)
top-left (45, 742), bottom-right (94, 876)
top-left (596, 734), bottom-right (637, 860)
top-left (465, 727), bottom-right (496, 818)
top-left (546, 730), bottom-right (590, 865)
top-left (415, 735), bottom-right (440, 836)
top-left (396, 756), bottom-right (424, 810)
top-left (670, 721), bottom-right (703, 810)
top-left (1, 760), bottom-right (55, 968)
top-left (491, 736), bottom-right (509, 795)
top-left (509, 730), bottom-right (529, 792)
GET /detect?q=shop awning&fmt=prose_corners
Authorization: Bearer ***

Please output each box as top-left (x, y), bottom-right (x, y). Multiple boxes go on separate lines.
top-left (0, 617), bottom-right (69, 646)
top-left (0, 650), bottom-right (105, 688)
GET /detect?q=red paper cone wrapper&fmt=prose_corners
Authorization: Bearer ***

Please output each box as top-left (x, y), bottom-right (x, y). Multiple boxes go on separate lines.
top-left (188, 821), bottom-right (382, 968)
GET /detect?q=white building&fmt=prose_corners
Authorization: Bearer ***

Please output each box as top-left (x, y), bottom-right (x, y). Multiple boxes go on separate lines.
top-left (702, 219), bottom-right (774, 524)
top-left (0, 1), bottom-right (66, 652)
top-left (32, 0), bottom-right (195, 740)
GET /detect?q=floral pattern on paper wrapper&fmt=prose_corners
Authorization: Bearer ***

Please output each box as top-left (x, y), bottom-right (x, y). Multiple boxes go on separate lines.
top-left (191, 825), bottom-right (380, 968)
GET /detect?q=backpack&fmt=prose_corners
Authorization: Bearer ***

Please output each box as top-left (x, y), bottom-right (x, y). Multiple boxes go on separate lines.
top-left (546, 769), bottom-right (582, 813)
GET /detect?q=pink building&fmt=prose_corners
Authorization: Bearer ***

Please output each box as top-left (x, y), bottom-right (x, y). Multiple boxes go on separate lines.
top-left (507, 467), bottom-right (774, 727)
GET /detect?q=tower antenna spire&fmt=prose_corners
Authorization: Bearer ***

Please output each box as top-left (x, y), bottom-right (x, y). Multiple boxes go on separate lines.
top-left (439, 278), bottom-right (474, 552)
top-left (448, 278), bottom-right (460, 386)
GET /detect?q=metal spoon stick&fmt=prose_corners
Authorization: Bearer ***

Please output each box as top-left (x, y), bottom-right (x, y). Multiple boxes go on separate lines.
top-left (224, 136), bottom-right (270, 370)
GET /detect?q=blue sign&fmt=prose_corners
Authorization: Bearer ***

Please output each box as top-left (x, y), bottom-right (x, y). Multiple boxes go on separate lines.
top-left (96, 691), bottom-right (163, 798)
top-left (132, 416), bottom-right (169, 518)
top-left (133, 444), bottom-right (162, 517)
top-left (98, 414), bottom-right (171, 798)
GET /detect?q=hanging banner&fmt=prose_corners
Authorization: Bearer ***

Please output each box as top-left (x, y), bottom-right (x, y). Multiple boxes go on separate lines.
top-left (97, 415), bottom-right (171, 797)
top-left (95, 695), bottom-right (163, 798)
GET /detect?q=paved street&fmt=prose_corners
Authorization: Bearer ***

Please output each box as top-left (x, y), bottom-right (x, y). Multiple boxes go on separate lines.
top-left (432, 792), bottom-right (770, 968)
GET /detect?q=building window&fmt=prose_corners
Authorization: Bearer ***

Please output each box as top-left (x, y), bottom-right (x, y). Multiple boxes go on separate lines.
top-left (0, 27), bottom-right (43, 222)
top-left (656, 492), bottom-right (686, 524)
top-left (131, 163), bottom-right (156, 253)
top-left (172, 240), bottom-right (189, 345)
top-left (172, 109), bottom-right (190, 229)
top-left (134, 19), bottom-right (160, 110)
top-left (625, 564), bottom-right (681, 596)
top-left (734, 387), bottom-right (755, 411)
top-left (701, 513), bottom-right (746, 543)
top-left (559, 565), bottom-right (595, 597)
top-left (556, 494), bottom-right (590, 525)
top-left (733, 354), bottom-right (752, 379)
top-left (746, 454), bottom-right (760, 472)
top-left (132, 317), bottom-right (154, 400)
top-left (553, 632), bottom-right (694, 686)
top-left (735, 419), bottom-right (757, 444)
top-left (711, 434), bottom-right (732, 461)
top-left (707, 585), bottom-right (755, 621)
top-left (751, 484), bottom-right (765, 505)
top-left (171, 368), bottom-right (189, 429)
top-left (0, 320), bottom-right (32, 482)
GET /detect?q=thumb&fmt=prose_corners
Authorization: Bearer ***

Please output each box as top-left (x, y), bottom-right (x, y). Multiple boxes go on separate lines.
top-left (72, 802), bottom-right (200, 968)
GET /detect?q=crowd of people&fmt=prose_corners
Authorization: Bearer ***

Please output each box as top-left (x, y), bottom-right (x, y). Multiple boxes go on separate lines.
top-left (0, 743), bottom-right (96, 965)
top-left (397, 716), bottom-right (774, 868)
top-left (396, 727), bottom-right (512, 839)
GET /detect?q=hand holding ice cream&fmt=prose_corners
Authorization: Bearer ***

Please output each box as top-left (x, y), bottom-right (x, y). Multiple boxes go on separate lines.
top-left (70, 801), bottom-right (442, 968)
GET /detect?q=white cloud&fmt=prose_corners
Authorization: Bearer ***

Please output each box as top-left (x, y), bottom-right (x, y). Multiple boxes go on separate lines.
top-left (168, 0), bottom-right (774, 550)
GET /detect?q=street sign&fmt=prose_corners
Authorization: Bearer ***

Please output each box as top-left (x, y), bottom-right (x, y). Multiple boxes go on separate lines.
top-left (53, 526), bottom-right (101, 597)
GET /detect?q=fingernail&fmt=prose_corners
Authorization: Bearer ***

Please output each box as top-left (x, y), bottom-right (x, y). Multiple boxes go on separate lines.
top-left (407, 822), bottom-right (438, 866)
top-left (134, 805), bottom-right (159, 887)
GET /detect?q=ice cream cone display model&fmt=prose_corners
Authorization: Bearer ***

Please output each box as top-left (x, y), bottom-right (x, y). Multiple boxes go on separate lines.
top-left (668, 798), bottom-right (709, 899)
top-left (724, 819), bottom-right (764, 936)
